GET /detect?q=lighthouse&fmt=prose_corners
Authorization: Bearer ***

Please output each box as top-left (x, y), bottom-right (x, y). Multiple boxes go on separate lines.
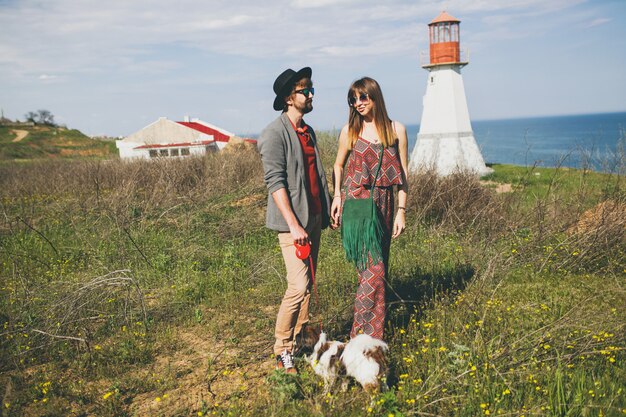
top-left (409, 11), bottom-right (491, 176)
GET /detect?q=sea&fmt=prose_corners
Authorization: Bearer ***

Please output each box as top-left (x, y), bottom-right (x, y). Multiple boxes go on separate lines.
top-left (406, 111), bottom-right (625, 172)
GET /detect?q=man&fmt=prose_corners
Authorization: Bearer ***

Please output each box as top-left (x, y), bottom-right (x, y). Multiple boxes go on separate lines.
top-left (257, 67), bottom-right (331, 373)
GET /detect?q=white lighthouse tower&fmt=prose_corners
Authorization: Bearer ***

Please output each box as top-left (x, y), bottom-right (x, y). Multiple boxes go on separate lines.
top-left (409, 11), bottom-right (491, 176)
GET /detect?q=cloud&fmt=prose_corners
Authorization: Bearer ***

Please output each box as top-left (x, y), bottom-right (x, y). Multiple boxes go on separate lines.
top-left (291, 0), bottom-right (356, 8)
top-left (0, 0), bottom-right (602, 79)
top-left (3, 0), bottom-right (619, 136)
top-left (0, 0), bottom-right (597, 118)
top-left (196, 14), bottom-right (257, 30)
top-left (0, 0), bottom-right (593, 78)
top-left (587, 17), bottom-right (611, 28)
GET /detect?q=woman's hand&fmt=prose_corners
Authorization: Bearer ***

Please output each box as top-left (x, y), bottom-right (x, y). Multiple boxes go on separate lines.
top-left (330, 125), bottom-right (351, 230)
top-left (392, 121), bottom-right (408, 239)
top-left (330, 196), bottom-right (342, 229)
top-left (392, 209), bottom-right (406, 238)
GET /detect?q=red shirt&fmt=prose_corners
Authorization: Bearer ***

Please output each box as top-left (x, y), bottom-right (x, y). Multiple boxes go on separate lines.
top-left (290, 119), bottom-right (322, 216)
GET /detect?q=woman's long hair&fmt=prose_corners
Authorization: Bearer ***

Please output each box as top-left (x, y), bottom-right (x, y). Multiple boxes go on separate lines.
top-left (347, 77), bottom-right (395, 149)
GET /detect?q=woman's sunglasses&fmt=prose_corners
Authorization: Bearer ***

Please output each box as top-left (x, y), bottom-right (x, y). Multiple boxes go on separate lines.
top-left (295, 87), bottom-right (315, 97)
top-left (348, 93), bottom-right (370, 106)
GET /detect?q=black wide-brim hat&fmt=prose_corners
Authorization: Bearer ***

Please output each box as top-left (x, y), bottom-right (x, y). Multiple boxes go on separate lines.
top-left (272, 67), bottom-right (312, 111)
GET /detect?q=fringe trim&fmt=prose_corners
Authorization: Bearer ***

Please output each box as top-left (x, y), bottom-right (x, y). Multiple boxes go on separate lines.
top-left (341, 210), bottom-right (384, 270)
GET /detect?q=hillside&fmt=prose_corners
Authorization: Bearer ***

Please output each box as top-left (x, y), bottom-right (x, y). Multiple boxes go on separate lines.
top-left (0, 124), bottom-right (116, 160)
top-left (0, 139), bottom-right (624, 416)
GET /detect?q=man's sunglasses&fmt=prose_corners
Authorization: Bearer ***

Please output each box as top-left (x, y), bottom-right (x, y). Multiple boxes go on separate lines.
top-left (348, 93), bottom-right (370, 106)
top-left (295, 87), bottom-right (315, 97)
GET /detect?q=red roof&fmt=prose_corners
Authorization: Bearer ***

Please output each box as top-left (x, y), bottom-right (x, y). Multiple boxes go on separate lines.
top-left (177, 122), bottom-right (231, 142)
top-left (134, 140), bottom-right (214, 150)
top-left (430, 11), bottom-right (460, 24)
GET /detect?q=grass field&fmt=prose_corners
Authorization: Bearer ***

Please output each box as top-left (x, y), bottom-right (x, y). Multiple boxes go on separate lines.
top-left (0, 136), bottom-right (624, 416)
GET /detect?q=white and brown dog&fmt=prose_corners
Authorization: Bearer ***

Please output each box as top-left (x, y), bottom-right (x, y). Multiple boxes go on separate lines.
top-left (305, 328), bottom-right (388, 394)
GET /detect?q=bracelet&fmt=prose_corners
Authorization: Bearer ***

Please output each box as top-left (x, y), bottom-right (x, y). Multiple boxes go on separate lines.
top-left (333, 195), bottom-right (341, 199)
top-left (397, 207), bottom-right (406, 211)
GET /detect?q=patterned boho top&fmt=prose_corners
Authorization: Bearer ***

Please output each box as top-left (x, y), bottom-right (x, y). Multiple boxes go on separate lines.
top-left (343, 137), bottom-right (403, 199)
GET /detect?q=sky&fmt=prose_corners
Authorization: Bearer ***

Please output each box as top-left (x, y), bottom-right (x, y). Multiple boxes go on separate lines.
top-left (1, 0), bottom-right (625, 138)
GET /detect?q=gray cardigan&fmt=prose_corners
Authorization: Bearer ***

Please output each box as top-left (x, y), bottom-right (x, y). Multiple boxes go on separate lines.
top-left (257, 113), bottom-right (331, 232)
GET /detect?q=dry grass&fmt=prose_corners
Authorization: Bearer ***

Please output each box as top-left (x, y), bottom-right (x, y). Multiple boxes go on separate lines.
top-left (0, 144), bottom-right (624, 416)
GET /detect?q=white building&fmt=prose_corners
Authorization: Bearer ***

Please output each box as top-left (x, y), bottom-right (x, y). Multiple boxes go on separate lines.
top-left (409, 11), bottom-right (492, 176)
top-left (116, 117), bottom-right (238, 159)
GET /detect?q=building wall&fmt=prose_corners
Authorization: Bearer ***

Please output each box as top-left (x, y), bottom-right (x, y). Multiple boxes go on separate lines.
top-left (410, 64), bottom-right (491, 176)
top-left (116, 143), bottom-right (218, 160)
top-left (116, 117), bottom-right (219, 159)
top-left (116, 141), bottom-right (145, 159)
top-left (419, 65), bottom-right (472, 135)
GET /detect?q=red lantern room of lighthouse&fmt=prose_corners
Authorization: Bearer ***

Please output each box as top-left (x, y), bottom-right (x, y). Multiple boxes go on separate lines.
top-left (427, 11), bottom-right (467, 67)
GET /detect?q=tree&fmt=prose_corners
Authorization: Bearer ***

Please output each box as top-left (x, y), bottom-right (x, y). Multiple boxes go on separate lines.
top-left (25, 111), bottom-right (37, 123)
top-left (24, 109), bottom-right (56, 126)
top-left (37, 109), bottom-right (55, 126)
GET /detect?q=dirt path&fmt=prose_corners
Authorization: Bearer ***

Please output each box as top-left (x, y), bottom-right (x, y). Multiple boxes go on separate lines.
top-left (11, 129), bottom-right (29, 142)
top-left (128, 327), bottom-right (273, 416)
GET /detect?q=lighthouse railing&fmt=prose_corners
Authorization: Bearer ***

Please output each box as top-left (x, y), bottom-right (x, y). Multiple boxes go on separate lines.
top-left (419, 48), bottom-right (469, 67)
top-left (461, 48), bottom-right (469, 63)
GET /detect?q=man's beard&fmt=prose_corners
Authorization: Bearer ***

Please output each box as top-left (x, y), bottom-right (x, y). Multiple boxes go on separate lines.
top-left (296, 100), bottom-right (313, 114)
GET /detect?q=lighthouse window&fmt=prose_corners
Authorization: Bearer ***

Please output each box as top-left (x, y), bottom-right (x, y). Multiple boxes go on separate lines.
top-left (434, 22), bottom-right (452, 43)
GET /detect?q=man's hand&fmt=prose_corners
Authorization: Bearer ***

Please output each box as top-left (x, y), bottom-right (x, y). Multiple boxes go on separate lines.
top-left (290, 223), bottom-right (309, 245)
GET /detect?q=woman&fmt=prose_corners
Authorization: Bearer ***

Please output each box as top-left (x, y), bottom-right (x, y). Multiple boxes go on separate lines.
top-left (331, 77), bottom-right (409, 340)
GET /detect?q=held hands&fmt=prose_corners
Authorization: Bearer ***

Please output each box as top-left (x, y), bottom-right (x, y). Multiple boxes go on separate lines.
top-left (330, 195), bottom-right (342, 230)
top-left (392, 208), bottom-right (406, 238)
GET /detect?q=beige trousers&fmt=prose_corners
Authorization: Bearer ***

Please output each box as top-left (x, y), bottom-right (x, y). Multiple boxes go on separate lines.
top-left (274, 214), bottom-right (321, 355)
